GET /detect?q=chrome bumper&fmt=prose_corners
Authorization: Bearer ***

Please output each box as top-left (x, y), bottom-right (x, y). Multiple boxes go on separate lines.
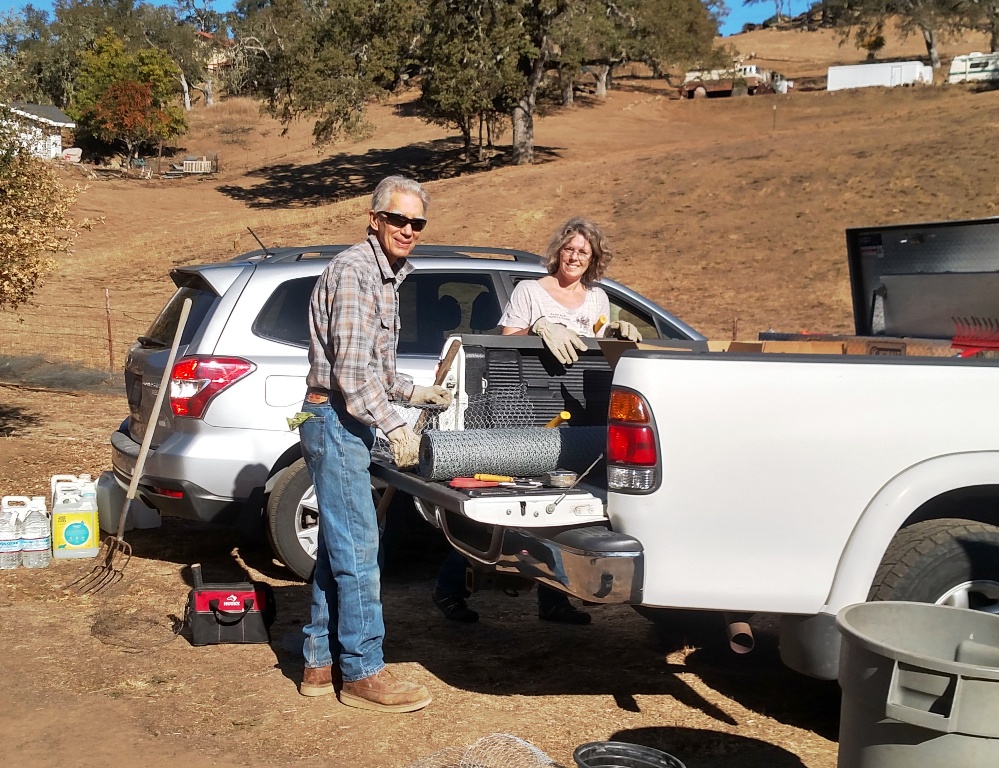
top-left (432, 503), bottom-right (644, 604)
top-left (495, 526), bottom-right (644, 604)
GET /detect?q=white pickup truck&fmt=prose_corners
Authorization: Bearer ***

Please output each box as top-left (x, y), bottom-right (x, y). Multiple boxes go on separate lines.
top-left (372, 217), bottom-right (999, 680)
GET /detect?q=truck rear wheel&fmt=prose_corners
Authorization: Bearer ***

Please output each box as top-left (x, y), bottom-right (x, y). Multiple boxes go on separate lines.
top-left (869, 518), bottom-right (999, 612)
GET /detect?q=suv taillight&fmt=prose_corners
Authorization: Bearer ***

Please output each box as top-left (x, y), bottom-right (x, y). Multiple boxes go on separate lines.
top-left (607, 388), bottom-right (658, 491)
top-left (170, 357), bottom-right (255, 418)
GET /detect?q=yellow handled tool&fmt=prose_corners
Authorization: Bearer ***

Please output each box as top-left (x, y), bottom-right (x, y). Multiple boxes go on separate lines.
top-left (593, 315), bottom-right (608, 334)
top-left (544, 411), bottom-right (571, 428)
top-left (474, 473), bottom-right (515, 482)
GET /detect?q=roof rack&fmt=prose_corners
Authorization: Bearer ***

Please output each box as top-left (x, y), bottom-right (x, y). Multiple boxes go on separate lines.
top-left (229, 244), bottom-right (543, 265)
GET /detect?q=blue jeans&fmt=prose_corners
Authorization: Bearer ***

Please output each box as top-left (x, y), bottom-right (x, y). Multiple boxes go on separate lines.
top-left (299, 399), bottom-right (385, 682)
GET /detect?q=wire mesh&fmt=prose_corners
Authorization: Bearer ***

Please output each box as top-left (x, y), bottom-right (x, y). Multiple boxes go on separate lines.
top-left (462, 383), bottom-right (536, 430)
top-left (406, 733), bottom-right (561, 768)
top-left (372, 383), bottom-right (535, 461)
top-left (418, 426), bottom-right (605, 480)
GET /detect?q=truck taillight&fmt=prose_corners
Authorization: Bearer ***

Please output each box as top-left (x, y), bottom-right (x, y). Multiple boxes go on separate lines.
top-left (170, 357), bottom-right (254, 419)
top-left (607, 388), bottom-right (657, 492)
top-left (608, 425), bottom-right (656, 465)
top-left (609, 390), bottom-right (649, 423)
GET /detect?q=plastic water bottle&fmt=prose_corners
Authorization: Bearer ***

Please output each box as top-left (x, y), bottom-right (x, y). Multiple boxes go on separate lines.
top-left (0, 507), bottom-right (20, 569)
top-left (20, 497), bottom-right (52, 569)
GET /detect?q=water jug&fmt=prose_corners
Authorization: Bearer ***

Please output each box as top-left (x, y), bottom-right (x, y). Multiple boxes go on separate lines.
top-left (0, 496), bottom-right (27, 569)
top-left (20, 497), bottom-right (51, 569)
top-left (50, 474), bottom-right (81, 509)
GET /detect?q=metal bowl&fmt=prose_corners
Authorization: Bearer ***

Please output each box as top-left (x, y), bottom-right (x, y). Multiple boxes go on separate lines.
top-left (542, 469), bottom-right (577, 488)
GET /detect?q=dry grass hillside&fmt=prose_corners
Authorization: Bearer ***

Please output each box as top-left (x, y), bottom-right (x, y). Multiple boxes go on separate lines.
top-left (18, 19), bottom-right (991, 357)
top-left (0, 21), bottom-right (997, 768)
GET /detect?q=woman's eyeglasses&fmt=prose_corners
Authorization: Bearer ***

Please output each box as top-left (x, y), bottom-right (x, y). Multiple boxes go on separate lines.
top-left (377, 211), bottom-right (427, 232)
top-left (560, 245), bottom-right (592, 261)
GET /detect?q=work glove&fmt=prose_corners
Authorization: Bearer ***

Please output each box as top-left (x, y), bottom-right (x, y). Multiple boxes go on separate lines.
top-left (532, 317), bottom-right (587, 365)
top-left (606, 320), bottom-right (643, 343)
top-left (410, 384), bottom-right (453, 408)
top-left (387, 425), bottom-right (421, 469)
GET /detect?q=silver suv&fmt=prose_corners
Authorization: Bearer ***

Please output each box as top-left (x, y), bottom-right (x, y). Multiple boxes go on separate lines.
top-left (111, 245), bottom-right (702, 580)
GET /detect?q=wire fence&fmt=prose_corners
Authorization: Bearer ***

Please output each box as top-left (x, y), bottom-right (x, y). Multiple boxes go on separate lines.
top-left (0, 290), bottom-right (158, 373)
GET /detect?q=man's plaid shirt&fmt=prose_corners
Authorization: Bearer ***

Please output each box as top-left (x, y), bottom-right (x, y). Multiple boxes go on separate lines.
top-left (306, 235), bottom-right (415, 434)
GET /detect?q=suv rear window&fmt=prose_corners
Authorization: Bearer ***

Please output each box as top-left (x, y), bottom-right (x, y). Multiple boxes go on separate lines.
top-left (253, 276), bottom-right (317, 347)
top-left (143, 286), bottom-right (217, 347)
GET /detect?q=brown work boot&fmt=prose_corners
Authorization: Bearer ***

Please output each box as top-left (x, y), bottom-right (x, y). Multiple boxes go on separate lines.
top-left (300, 665), bottom-right (341, 697)
top-left (339, 668), bottom-right (432, 713)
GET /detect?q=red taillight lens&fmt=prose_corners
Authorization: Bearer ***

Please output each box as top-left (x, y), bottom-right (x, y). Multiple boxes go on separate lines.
top-left (151, 487), bottom-right (184, 499)
top-left (608, 424), bottom-right (657, 465)
top-left (170, 357), bottom-right (254, 418)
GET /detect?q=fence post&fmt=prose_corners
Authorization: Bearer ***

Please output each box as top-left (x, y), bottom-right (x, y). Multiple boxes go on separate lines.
top-left (105, 288), bottom-right (115, 372)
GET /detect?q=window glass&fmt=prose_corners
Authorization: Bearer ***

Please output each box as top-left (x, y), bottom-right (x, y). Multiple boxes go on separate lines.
top-left (253, 276), bottom-right (318, 347)
top-left (399, 274), bottom-right (499, 354)
top-left (253, 272), bottom-right (501, 353)
top-left (143, 285), bottom-right (217, 347)
top-left (607, 296), bottom-right (660, 340)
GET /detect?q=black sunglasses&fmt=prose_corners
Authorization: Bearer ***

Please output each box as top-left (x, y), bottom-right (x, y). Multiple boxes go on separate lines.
top-left (377, 211), bottom-right (427, 232)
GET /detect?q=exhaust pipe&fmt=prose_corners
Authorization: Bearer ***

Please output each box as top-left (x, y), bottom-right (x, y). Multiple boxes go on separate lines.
top-left (724, 613), bottom-right (755, 654)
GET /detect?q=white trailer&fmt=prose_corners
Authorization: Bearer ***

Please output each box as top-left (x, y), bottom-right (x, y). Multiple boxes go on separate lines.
top-left (827, 61), bottom-right (932, 91)
top-left (948, 52), bottom-right (999, 84)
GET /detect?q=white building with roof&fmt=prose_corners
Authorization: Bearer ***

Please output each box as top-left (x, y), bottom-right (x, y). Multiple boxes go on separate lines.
top-left (3, 103), bottom-right (76, 160)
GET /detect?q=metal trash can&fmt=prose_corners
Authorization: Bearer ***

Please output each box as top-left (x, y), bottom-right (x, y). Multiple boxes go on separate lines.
top-left (573, 741), bottom-right (685, 768)
top-left (837, 601), bottom-right (999, 768)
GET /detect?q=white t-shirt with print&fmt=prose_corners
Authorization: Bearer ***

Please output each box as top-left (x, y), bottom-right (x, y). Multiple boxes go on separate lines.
top-left (499, 280), bottom-right (611, 338)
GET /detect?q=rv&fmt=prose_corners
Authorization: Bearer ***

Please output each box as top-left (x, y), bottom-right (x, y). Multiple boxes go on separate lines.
top-left (948, 52), bottom-right (999, 84)
top-left (827, 61), bottom-right (932, 91)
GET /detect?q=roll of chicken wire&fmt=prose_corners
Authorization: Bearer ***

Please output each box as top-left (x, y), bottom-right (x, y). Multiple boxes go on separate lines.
top-left (418, 426), bottom-right (606, 480)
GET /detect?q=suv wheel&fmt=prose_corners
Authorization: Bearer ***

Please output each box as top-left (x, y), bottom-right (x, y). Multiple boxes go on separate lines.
top-left (266, 459), bottom-right (395, 582)
top-left (267, 459), bottom-right (320, 581)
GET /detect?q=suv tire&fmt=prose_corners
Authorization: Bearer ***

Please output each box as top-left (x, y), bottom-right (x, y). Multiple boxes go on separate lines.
top-left (267, 459), bottom-right (320, 581)
top-left (265, 459), bottom-right (404, 582)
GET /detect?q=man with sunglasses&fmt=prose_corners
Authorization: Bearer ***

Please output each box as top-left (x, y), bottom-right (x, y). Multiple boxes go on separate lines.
top-left (298, 175), bottom-right (449, 713)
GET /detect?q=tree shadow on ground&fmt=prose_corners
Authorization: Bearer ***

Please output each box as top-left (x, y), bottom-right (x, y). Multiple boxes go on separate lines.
top-left (216, 138), bottom-right (563, 209)
top-left (604, 727), bottom-right (810, 768)
top-left (0, 403), bottom-right (42, 437)
top-left (595, 77), bottom-right (681, 98)
top-left (0, 355), bottom-right (117, 394)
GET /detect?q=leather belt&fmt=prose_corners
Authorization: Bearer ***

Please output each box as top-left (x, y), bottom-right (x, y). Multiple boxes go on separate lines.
top-left (306, 386), bottom-right (331, 405)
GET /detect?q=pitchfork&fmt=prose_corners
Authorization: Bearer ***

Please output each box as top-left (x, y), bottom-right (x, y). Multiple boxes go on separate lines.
top-left (951, 316), bottom-right (999, 358)
top-left (66, 298), bottom-right (192, 594)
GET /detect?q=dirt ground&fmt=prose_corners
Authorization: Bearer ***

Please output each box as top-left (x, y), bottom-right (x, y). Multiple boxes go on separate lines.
top-left (1, 21), bottom-right (997, 768)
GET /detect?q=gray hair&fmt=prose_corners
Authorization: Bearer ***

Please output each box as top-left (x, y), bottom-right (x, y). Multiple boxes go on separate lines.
top-left (543, 216), bottom-right (612, 284)
top-left (371, 175), bottom-right (430, 215)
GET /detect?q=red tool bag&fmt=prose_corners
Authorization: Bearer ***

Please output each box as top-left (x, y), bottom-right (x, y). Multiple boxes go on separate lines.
top-left (184, 563), bottom-right (276, 646)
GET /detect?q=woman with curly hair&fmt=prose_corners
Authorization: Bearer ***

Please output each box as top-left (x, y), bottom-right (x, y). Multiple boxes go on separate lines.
top-left (432, 217), bottom-right (642, 627)
top-left (500, 216), bottom-right (641, 363)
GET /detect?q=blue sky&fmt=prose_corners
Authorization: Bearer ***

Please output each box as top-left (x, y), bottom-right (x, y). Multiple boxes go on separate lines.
top-left (0, 0), bottom-right (814, 39)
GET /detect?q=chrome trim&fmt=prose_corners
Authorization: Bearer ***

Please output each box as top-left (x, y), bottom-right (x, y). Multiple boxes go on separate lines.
top-left (495, 527), bottom-right (643, 604)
